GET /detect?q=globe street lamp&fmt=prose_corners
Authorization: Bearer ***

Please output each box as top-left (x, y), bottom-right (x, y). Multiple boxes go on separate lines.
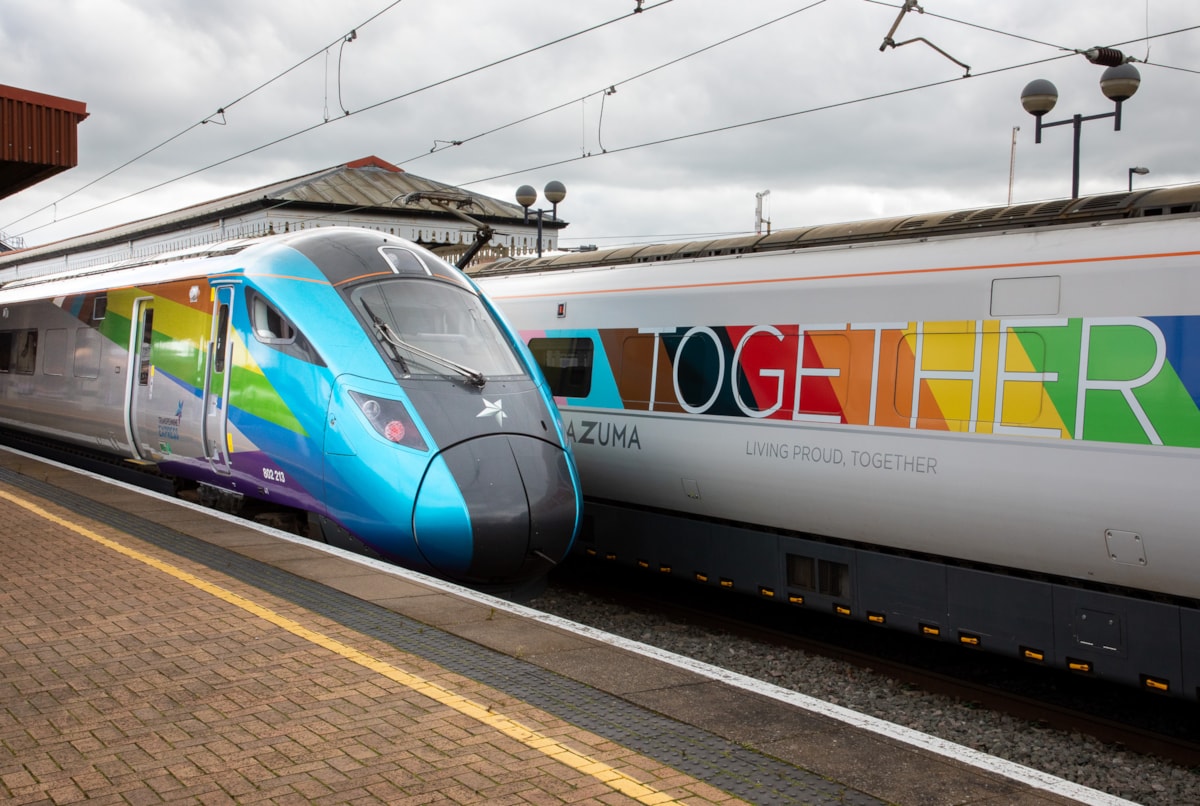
top-left (1128, 166), bottom-right (1149, 192)
top-left (1020, 62), bottom-right (1141, 198)
top-left (515, 181), bottom-right (567, 258)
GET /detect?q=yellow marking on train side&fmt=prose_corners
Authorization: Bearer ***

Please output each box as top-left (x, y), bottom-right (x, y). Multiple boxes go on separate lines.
top-left (0, 488), bottom-right (698, 806)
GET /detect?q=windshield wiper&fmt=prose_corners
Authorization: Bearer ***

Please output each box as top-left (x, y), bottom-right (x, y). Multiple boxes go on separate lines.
top-left (385, 327), bottom-right (488, 387)
top-left (363, 303), bottom-right (487, 387)
top-left (362, 301), bottom-right (411, 376)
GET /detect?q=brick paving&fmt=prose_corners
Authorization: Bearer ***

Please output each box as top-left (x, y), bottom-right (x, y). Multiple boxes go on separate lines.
top-left (0, 486), bottom-right (741, 805)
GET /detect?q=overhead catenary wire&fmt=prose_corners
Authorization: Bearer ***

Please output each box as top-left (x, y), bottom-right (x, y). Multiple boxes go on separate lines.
top-left (1142, 60), bottom-right (1200, 76)
top-left (248, 16), bottom-right (1199, 242)
top-left (9, 5), bottom-right (1196, 244)
top-left (8, 0), bottom-right (675, 242)
top-left (12, 0), bottom-right (817, 244)
top-left (863, 0), bottom-right (1074, 52)
top-left (1, 0), bottom-right (405, 235)
top-left (864, 0), bottom-right (1199, 73)
top-left (89, 0), bottom-right (831, 239)
top-left (338, 30), bottom-right (358, 117)
top-left (163, 17), bottom-right (1200, 243)
top-left (399, 0), bottom-right (831, 164)
top-left (182, 1), bottom-right (834, 235)
top-left (460, 53), bottom-right (1074, 187)
top-left (459, 23), bottom-right (1200, 188)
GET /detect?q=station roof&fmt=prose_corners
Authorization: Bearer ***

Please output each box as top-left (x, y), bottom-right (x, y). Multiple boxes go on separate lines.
top-left (0, 84), bottom-right (89, 201)
top-left (153, 155), bottom-right (547, 233)
top-left (0, 156), bottom-right (563, 267)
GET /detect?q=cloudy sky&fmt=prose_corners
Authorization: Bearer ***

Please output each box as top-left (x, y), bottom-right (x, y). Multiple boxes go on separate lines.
top-left (2, 0), bottom-right (1197, 250)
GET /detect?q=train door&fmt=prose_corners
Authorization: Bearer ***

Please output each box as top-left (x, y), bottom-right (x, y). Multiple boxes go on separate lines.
top-left (201, 286), bottom-right (235, 475)
top-left (125, 297), bottom-right (156, 460)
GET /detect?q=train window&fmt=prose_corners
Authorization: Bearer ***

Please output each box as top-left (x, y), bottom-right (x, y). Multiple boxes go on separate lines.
top-left (894, 325), bottom-right (977, 426)
top-left (894, 327), bottom-right (1046, 429)
top-left (0, 331), bottom-right (11, 373)
top-left (351, 279), bottom-right (524, 381)
top-left (246, 291), bottom-right (324, 366)
top-left (15, 330), bottom-right (37, 375)
top-left (43, 329), bottom-right (67, 377)
top-left (251, 294), bottom-right (296, 343)
top-left (378, 245), bottom-right (474, 291)
top-left (528, 337), bottom-right (592, 398)
top-left (896, 327), bottom-right (983, 429)
top-left (138, 311), bottom-right (154, 385)
top-left (92, 295), bottom-right (107, 320)
top-left (378, 247), bottom-right (429, 276)
top-left (212, 306), bottom-right (226, 375)
top-left (73, 327), bottom-right (102, 379)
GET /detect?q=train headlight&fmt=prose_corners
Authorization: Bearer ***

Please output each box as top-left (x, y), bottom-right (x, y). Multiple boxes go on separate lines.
top-left (348, 391), bottom-right (428, 451)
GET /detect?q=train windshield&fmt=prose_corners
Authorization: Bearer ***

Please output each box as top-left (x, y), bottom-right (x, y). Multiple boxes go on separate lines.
top-left (352, 279), bottom-right (525, 385)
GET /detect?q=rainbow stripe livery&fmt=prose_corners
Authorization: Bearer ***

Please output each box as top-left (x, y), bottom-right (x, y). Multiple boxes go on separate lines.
top-left (480, 189), bottom-right (1200, 697)
top-left (544, 315), bottom-right (1200, 448)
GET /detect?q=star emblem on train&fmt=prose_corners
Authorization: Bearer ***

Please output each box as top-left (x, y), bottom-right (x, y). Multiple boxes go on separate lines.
top-left (477, 398), bottom-right (507, 426)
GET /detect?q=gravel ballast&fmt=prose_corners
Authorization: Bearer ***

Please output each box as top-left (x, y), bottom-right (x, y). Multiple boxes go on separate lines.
top-left (529, 583), bottom-right (1199, 805)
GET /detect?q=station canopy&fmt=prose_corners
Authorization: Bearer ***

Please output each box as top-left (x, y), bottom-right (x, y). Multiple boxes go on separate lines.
top-left (0, 84), bottom-right (88, 201)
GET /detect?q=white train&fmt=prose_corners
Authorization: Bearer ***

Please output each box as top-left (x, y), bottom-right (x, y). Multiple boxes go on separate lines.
top-left (477, 185), bottom-right (1200, 697)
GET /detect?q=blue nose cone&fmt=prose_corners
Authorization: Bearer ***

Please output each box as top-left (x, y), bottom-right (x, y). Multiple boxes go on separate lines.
top-left (413, 435), bottom-right (578, 585)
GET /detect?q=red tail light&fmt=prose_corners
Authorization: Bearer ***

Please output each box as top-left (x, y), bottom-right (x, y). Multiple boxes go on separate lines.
top-left (348, 391), bottom-right (428, 451)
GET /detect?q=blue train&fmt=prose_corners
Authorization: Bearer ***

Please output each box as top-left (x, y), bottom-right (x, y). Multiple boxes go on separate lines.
top-left (0, 226), bottom-right (581, 586)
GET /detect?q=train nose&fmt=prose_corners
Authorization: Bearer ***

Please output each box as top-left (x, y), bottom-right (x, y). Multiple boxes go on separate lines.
top-left (413, 435), bottom-right (579, 584)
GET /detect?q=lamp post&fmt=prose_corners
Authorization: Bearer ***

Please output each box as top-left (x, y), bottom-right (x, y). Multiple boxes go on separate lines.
top-left (1128, 166), bottom-right (1149, 192)
top-left (1020, 63), bottom-right (1141, 198)
top-left (515, 181), bottom-right (567, 258)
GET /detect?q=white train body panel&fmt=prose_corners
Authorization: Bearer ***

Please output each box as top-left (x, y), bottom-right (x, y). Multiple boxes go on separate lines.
top-left (480, 216), bottom-right (1200, 599)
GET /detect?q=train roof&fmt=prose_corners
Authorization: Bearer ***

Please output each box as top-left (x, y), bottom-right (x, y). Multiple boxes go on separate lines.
top-left (0, 238), bottom-right (261, 294)
top-left (0, 227), bottom-right (478, 302)
top-left (474, 183), bottom-right (1200, 277)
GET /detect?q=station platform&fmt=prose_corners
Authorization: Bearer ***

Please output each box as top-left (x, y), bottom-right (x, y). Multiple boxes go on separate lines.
top-left (0, 447), bottom-right (1129, 805)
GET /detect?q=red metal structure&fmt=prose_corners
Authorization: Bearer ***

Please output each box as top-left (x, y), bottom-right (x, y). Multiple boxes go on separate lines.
top-left (0, 84), bottom-right (88, 201)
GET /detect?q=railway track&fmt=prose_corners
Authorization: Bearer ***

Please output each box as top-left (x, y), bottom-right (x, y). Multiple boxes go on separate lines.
top-left (534, 557), bottom-right (1200, 771)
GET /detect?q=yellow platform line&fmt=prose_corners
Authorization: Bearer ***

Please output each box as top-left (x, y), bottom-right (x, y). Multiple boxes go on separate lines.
top-left (1, 488), bottom-right (695, 806)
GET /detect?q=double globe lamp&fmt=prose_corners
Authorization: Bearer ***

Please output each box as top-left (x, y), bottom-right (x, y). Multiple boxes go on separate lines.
top-left (515, 181), bottom-right (566, 258)
top-left (1020, 62), bottom-right (1141, 199)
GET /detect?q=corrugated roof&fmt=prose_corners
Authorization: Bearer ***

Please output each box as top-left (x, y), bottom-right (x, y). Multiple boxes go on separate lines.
top-left (128, 155), bottom-right (543, 233)
top-left (0, 156), bottom-right (564, 267)
top-left (268, 156), bottom-right (536, 222)
top-left (0, 84), bottom-right (89, 201)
